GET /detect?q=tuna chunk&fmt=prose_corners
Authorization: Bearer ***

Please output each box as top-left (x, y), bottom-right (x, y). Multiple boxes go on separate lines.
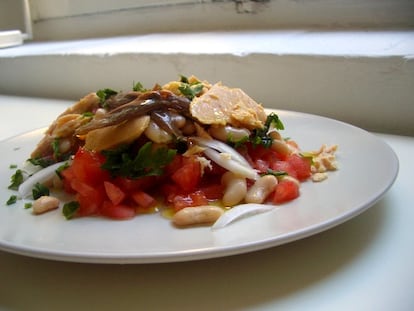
top-left (190, 83), bottom-right (267, 130)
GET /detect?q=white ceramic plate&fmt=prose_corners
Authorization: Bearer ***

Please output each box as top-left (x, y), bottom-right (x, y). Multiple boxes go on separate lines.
top-left (0, 110), bottom-right (398, 264)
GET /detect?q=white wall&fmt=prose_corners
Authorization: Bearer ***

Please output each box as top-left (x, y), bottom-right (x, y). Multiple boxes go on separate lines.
top-left (0, 0), bottom-right (24, 31)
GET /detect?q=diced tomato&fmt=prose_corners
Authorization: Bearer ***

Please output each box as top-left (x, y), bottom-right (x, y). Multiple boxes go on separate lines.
top-left (60, 166), bottom-right (76, 193)
top-left (161, 183), bottom-right (182, 204)
top-left (71, 182), bottom-right (106, 216)
top-left (199, 184), bottom-right (224, 200)
top-left (273, 180), bottom-right (300, 204)
top-left (164, 154), bottom-right (182, 174)
top-left (76, 193), bottom-right (101, 216)
top-left (171, 156), bottom-right (201, 192)
top-left (286, 154), bottom-right (312, 181)
top-left (100, 201), bottom-right (135, 220)
top-left (271, 161), bottom-right (297, 179)
top-left (104, 181), bottom-right (126, 205)
top-left (71, 148), bottom-right (109, 185)
top-left (172, 191), bottom-right (209, 211)
top-left (113, 176), bottom-right (157, 192)
top-left (131, 190), bottom-right (157, 209)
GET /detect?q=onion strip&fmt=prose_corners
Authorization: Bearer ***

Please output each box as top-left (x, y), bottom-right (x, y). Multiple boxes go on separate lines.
top-left (211, 203), bottom-right (274, 230)
top-left (192, 137), bottom-right (258, 180)
top-left (18, 161), bottom-right (70, 199)
top-left (203, 148), bottom-right (258, 180)
top-left (192, 137), bottom-right (251, 167)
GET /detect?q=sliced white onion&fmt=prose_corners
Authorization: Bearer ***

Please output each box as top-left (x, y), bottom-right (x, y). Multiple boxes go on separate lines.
top-left (18, 161), bottom-right (70, 199)
top-left (192, 137), bottom-right (251, 167)
top-left (211, 203), bottom-right (274, 230)
top-left (203, 148), bottom-right (258, 180)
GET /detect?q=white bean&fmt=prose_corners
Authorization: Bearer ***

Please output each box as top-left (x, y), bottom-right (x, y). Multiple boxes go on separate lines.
top-left (271, 139), bottom-right (290, 156)
top-left (170, 113), bottom-right (187, 129)
top-left (245, 175), bottom-right (278, 204)
top-left (280, 175), bottom-right (300, 187)
top-left (144, 120), bottom-right (172, 143)
top-left (221, 171), bottom-right (247, 206)
top-left (209, 125), bottom-right (250, 142)
top-left (32, 196), bottom-right (60, 215)
top-left (172, 206), bottom-right (224, 226)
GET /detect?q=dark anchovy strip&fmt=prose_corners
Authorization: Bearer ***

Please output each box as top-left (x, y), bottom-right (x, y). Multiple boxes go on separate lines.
top-left (75, 90), bottom-right (191, 135)
top-left (150, 110), bottom-right (183, 138)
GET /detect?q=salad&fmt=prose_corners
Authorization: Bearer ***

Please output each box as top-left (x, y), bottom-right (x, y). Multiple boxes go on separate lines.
top-left (7, 76), bottom-right (337, 228)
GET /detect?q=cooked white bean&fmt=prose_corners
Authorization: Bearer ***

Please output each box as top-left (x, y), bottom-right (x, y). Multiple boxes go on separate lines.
top-left (144, 120), bottom-right (172, 143)
top-left (270, 139), bottom-right (290, 156)
top-left (58, 138), bottom-right (72, 154)
top-left (170, 113), bottom-right (187, 129)
top-left (221, 171), bottom-right (247, 206)
top-left (172, 206), bottom-right (224, 226)
top-left (209, 125), bottom-right (250, 142)
top-left (280, 175), bottom-right (300, 187)
top-left (32, 196), bottom-right (60, 215)
top-left (245, 175), bottom-right (278, 204)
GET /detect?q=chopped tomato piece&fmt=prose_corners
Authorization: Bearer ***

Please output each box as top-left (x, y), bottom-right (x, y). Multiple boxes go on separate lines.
top-left (70, 181), bottom-right (105, 216)
top-left (76, 193), bottom-right (101, 216)
top-left (286, 154), bottom-right (312, 181)
top-left (131, 190), bottom-right (157, 209)
top-left (71, 148), bottom-right (109, 186)
top-left (199, 184), bottom-right (224, 200)
top-left (172, 191), bottom-right (209, 211)
top-left (171, 156), bottom-right (201, 192)
top-left (113, 176), bottom-right (157, 192)
top-left (104, 181), bottom-right (126, 205)
top-left (270, 160), bottom-right (297, 179)
top-left (100, 201), bottom-right (135, 220)
top-left (273, 180), bottom-right (300, 204)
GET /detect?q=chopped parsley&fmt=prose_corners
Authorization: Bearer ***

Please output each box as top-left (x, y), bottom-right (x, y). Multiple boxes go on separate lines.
top-left (63, 201), bottom-right (80, 220)
top-left (55, 162), bottom-right (70, 179)
top-left (261, 169), bottom-right (288, 177)
top-left (52, 138), bottom-right (61, 160)
top-left (101, 142), bottom-right (177, 179)
top-left (8, 169), bottom-right (24, 190)
top-left (132, 81), bottom-right (148, 92)
top-left (28, 157), bottom-right (54, 168)
top-left (6, 195), bottom-right (17, 205)
top-left (250, 113), bottom-right (285, 148)
top-left (9, 164), bottom-right (17, 169)
top-left (82, 111), bottom-right (94, 118)
top-left (32, 182), bottom-right (49, 200)
top-left (96, 88), bottom-right (118, 106)
top-left (24, 202), bottom-right (32, 209)
top-left (178, 75), bottom-right (203, 100)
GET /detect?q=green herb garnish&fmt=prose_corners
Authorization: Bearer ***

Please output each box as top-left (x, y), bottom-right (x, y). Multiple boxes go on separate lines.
top-left (132, 81), bottom-right (148, 92)
top-left (261, 169), bottom-right (288, 177)
top-left (96, 88), bottom-right (118, 106)
top-left (24, 202), bottom-right (32, 209)
top-left (62, 201), bottom-right (80, 220)
top-left (55, 162), bottom-right (70, 179)
top-left (178, 75), bottom-right (203, 100)
top-left (250, 113), bottom-right (285, 148)
top-left (6, 195), bottom-right (17, 205)
top-left (32, 182), bottom-right (49, 200)
top-left (28, 157), bottom-right (54, 168)
top-left (8, 169), bottom-right (24, 190)
top-left (52, 138), bottom-right (60, 160)
top-left (101, 142), bottom-right (177, 179)
top-left (82, 111), bottom-right (94, 118)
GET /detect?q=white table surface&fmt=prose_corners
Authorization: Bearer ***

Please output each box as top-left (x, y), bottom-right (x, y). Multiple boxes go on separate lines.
top-left (0, 95), bottom-right (413, 311)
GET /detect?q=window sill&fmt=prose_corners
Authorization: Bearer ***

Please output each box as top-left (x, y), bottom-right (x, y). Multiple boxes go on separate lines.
top-left (0, 30), bottom-right (413, 135)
